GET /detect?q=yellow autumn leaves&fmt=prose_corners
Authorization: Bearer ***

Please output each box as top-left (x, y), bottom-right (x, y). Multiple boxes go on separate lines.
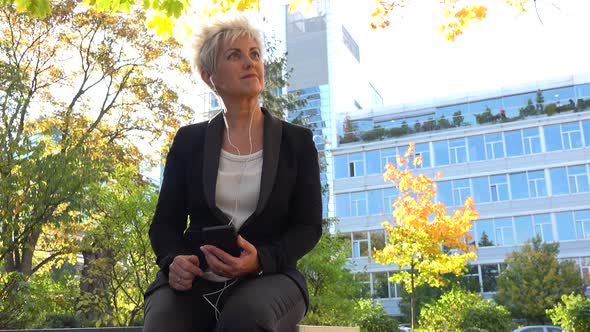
top-left (4, 0), bottom-right (531, 41)
top-left (373, 142), bottom-right (479, 292)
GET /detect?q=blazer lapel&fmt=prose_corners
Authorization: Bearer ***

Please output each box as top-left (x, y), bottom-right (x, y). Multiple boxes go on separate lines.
top-left (202, 112), bottom-right (230, 223)
top-left (255, 108), bottom-right (282, 215)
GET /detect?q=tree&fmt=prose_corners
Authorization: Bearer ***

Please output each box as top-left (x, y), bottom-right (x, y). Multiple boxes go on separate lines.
top-left (547, 293), bottom-right (590, 332)
top-left (297, 223), bottom-right (359, 326)
top-left (2, 0), bottom-right (532, 41)
top-left (535, 89), bottom-right (545, 113)
top-left (0, 1), bottom-right (192, 327)
top-left (373, 142), bottom-right (479, 329)
top-left (397, 270), bottom-right (481, 324)
top-left (419, 288), bottom-right (513, 332)
top-left (495, 236), bottom-right (584, 324)
top-left (76, 165), bottom-right (159, 326)
top-left (353, 299), bottom-right (399, 332)
top-left (340, 115), bottom-right (358, 143)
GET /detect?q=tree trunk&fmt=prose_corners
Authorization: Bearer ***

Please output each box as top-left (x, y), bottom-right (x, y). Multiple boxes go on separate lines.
top-left (79, 247), bottom-right (115, 325)
top-left (410, 266), bottom-right (416, 330)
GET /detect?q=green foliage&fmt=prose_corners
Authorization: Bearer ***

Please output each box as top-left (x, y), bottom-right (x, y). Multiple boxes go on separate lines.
top-left (353, 299), bottom-right (399, 332)
top-left (452, 110), bottom-right (464, 127)
top-left (545, 103), bottom-right (557, 116)
top-left (43, 313), bottom-right (92, 328)
top-left (519, 99), bottom-right (536, 117)
top-left (547, 293), bottom-right (590, 332)
top-left (419, 288), bottom-right (513, 332)
top-left (361, 127), bottom-right (386, 141)
top-left (397, 271), bottom-right (481, 324)
top-left (298, 228), bottom-right (359, 326)
top-left (475, 107), bottom-right (494, 124)
top-left (495, 236), bottom-right (583, 324)
top-left (77, 165), bottom-right (159, 326)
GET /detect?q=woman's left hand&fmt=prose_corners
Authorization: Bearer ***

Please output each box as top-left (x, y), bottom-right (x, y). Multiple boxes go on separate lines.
top-left (200, 235), bottom-right (261, 278)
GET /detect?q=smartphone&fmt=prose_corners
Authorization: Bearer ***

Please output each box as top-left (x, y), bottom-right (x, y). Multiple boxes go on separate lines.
top-left (200, 225), bottom-right (241, 257)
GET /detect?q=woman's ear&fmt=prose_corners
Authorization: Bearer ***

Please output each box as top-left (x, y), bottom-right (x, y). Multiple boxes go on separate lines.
top-left (201, 70), bottom-right (212, 88)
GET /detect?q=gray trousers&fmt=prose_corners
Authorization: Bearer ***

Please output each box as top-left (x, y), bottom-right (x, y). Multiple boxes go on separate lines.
top-left (143, 274), bottom-right (306, 332)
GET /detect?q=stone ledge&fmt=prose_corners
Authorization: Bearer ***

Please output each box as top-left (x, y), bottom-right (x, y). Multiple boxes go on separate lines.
top-left (0, 325), bottom-right (360, 332)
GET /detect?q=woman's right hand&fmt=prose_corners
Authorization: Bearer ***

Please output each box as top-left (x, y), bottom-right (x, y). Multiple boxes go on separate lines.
top-left (168, 255), bottom-right (203, 291)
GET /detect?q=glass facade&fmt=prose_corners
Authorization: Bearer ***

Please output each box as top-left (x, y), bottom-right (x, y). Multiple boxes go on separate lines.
top-left (340, 83), bottom-right (590, 145)
top-left (288, 85), bottom-right (332, 217)
top-left (334, 120), bottom-right (590, 180)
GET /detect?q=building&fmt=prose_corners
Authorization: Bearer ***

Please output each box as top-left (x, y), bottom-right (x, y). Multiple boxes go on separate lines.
top-left (284, 0), bottom-right (383, 217)
top-left (331, 73), bottom-right (590, 316)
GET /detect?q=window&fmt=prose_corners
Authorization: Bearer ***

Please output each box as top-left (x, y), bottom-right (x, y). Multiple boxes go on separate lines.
top-left (550, 167), bottom-right (569, 195)
top-left (433, 140), bottom-right (449, 166)
top-left (452, 179), bottom-right (471, 206)
top-left (505, 130), bottom-right (524, 157)
top-left (354, 272), bottom-right (370, 298)
top-left (468, 135), bottom-right (486, 162)
top-left (561, 122), bottom-right (583, 149)
top-left (370, 230), bottom-right (386, 252)
top-left (382, 187), bottom-right (398, 215)
top-left (575, 210), bottom-right (590, 240)
top-left (372, 272), bottom-right (390, 298)
top-left (366, 150), bottom-right (382, 174)
top-left (350, 191), bottom-right (367, 216)
top-left (475, 219), bottom-right (495, 247)
top-left (381, 148), bottom-right (397, 167)
top-left (449, 138), bottom-right (467, 164)
top-left (367, 190), bottom-right (383, 215)
top-left (515, 216), bottom-right (534, 244)
top-left (462, 265), bottom-right (481, 292)
top-left (352, 232), bottom-right (369, 257)
top-left (481, 264), bottom-right (500, 292)
top-left (348, 153), bottom-right (365, 177)
top-left (472, 176), bottom-right (490, 203)
top-left (534, 214), bottom-right (554, 242)
top-left (437, 181), bottom-right (453, 206)
top-left (544, 124), bottom-right (563, 151)
top-left (490, 175), bottom-right (509, 201)
top-left (485, 133), bottom-right (504, 159)
top-left (528, 170), bottom-right (547, 197)
top-left (509, 172), bottom-right (528, 199)
top-left (334, 155), bottom-right (348, 179)
top-left (495, 218), bottom-right (514, 246)
top-left (556, 212), bottom-right (576, 241)
top-left (551, 165), bottom-right (590, 194)
top-left (583, 120), bottom-right (590, 147)
top-left (414, 143), bottom-right (431, 168)
top-left (567, 165), bottom-right (589, 193)
top-left (522, 127), bottom-right (542, 154)
top-left (335, 194), bottom-right (351, 217)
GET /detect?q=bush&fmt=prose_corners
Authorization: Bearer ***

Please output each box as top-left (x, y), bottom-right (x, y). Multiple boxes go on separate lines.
top-left (44, 313), bottom-right (91, 328)
top-left (545, 103), bottom-right (557, 116)
top-left (353, 299), bottom-right (399, 332)
top-left (419, 288), bottom-right (513, 332)
top-left (547, 293), bottom-right (590, 331)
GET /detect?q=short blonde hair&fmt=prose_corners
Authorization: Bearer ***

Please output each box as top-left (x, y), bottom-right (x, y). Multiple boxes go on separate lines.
top-left (189, 15), bottom-right (264, 75)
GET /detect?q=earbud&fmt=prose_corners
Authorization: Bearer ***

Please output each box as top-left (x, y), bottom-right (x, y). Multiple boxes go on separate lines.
top-left (209, 75), bottom-right (216, 92)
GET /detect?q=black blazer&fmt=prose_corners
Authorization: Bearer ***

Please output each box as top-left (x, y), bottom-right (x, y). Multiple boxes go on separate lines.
top-left (146, 108), bottom-right (323, 309)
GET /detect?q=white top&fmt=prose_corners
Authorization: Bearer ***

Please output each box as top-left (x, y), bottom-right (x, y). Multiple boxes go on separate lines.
top-left (215, 148), bottom-right (263, 230)
top-left (203, 149), bottom-right (262, 282)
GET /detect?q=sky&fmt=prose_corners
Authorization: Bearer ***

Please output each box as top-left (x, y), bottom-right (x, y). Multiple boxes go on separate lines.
top-left (342, 0), bottom-right (590, 105)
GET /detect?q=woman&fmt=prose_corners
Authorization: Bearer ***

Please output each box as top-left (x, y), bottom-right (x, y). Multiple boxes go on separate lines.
top-left (143, 15), bottom-right (323, 332)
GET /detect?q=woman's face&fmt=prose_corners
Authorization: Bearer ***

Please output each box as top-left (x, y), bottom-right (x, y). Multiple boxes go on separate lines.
top-left (211, 35), bottom-right (264, 99)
